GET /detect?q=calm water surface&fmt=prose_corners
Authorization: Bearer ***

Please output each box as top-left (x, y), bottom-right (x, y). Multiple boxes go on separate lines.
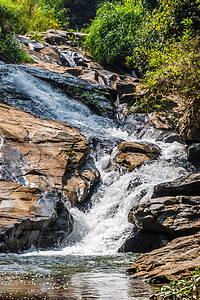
top-left (0, 253), bottom-right (153, 299)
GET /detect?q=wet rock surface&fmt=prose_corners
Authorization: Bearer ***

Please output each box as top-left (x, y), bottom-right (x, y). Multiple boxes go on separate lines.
top-left (0, 104), bottom-right (100, 251)
top-left (126, 173), bottom-right (200, 281)
top-left (0, 180), bottom-right (73, 252)
top-left (127, 232), bottom-right (200, 283)
top-left (115, 141), bottom-right (161, 171)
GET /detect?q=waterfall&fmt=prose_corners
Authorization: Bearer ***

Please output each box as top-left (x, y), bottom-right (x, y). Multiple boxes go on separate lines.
top-left (0, 64), bottom-right (190, 257)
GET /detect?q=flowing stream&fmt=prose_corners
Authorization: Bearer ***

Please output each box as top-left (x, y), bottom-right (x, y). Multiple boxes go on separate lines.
top-left (0, 64), bottom-right (192, 299)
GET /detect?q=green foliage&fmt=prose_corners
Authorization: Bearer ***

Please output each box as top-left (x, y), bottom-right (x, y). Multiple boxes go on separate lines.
top-left (65, 147), bottom-right (77, 160)
top-left (126, 0), bottom-right (200, 74)
top-left (0, 0), bottom-right (64, 34)
top-left (143, 36), bottom-right (200, 103)
top-left (153, 269), bottom-right (200, 299)
top-left (86, 0), bottom-right (143, 65)
top-left (0, 33), bottom-right (31, 63)
top-left (86, 0), bottom-right (200, 72)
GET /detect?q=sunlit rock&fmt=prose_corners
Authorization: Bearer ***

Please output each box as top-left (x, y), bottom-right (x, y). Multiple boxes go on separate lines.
top-left (115, 141), bottom-right (161, 171)
top-left (0, 179), bottom-right (73, 252)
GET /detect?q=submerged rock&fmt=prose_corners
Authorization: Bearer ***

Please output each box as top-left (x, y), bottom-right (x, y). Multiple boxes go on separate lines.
top-left (0, 180), bottom-right (73, 252)
top-left (115, 141), bottom-right (161, 171)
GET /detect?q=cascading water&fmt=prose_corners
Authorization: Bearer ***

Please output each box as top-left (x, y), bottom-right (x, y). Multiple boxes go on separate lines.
top-left (0, 64), bottom-right (191, 299)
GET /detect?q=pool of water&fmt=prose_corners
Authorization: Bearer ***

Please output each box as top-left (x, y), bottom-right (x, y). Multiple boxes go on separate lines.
top-left (0, 253), bottom-right (153, 299)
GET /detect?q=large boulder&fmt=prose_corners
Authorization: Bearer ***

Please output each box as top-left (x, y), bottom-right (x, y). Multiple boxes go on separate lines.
top-left (0, 104), bottom-right (99, 206)
top-left (128, 195), bottom-right (200, 236)
top-left (127, 232), bottom-right (200, 283)
top-left (123, 173), bottom-right (200, 253)
top-left (0, 103), bottom-right (101, 252)
top-left (178, 98), bottom-right (200, 144)
top-left (0, 180), bottom-right (73, 253)
top-left (115, 141), bottom-right (161, 171)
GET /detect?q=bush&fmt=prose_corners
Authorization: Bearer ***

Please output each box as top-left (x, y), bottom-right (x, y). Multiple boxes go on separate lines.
top-left (86, 0), bottom-right (200, 72)
top-left (0, 33), bottom-right (31, 63)
top-left (143, 36), bottom-right (200, 102)
top-left (126, 0), bottom-right (200, 75)
top-left (0, 0), bottom-right (64, 34)
top-left (85, 0), bottom-right (143, 65)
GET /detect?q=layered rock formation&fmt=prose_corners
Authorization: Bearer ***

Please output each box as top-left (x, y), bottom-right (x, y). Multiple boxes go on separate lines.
top-left (0, 180), bottom-right (73, 252)
top-left (126, 173), bottom-right (200, 282)
top-left (0, 104), bottom-right (99, 251)
top-left (127, 232), bottom-right (200, 283)
top-left (115, 141), bottom-right (160, 171)
top-left (15, 32), bottom-right (139, 110)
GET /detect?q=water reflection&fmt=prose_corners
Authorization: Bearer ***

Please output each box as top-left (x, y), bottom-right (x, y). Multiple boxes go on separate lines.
top-left (0, 254), bottom-right (152, 299)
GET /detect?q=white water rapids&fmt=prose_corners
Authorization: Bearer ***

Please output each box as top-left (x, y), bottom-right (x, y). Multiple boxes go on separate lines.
top-left (0, 65), bottom-right (190, 258)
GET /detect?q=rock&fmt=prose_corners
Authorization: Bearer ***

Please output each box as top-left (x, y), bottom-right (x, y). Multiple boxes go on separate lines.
top-left (64, 67), bottom-right (83, 77)
top-left (119, 229), bottom-right (168, 253)
top-left (0, 104), bottom-right (99, 206)
top-left (39, 46), bottom-right (62, 64)
top-left (152, 173), bottom-right (200, 198)
top-left (22, 65), bottom-right (117, 118)
top-left (151, 112), bottom-right (177, 131)
top-left (128, 195), bottom-right (200, 236)
top-left (63, 158), bottom-right (100, 206)
top-left (14, 35), bottom-right (32, 46)
top-left (124, 173), bottom-right (200, 253)
top-left (44, 30), bottom-right (87, 46)
top-left (187, 143), bottom-right (200, 169)
top-left (119, 93), bottom-right (136, 105)
top-left (178, 98), bottom-right (200, 144)
top-left (44, 29), bottom-right (72, 45)
top-left (162, 132), bottom-right (183, 144)
top-left (60, 50), bottom-right (89, 68)
top-left (127, 232), bottom-right (200, 283)
top-left (115, 141), bottom-right (161, 171)
top-left (115, 81), bottom-right (136, 98)
top-left (28, 41), bottom-right (44, 52)
top-left (0, 179), bottom-right (73, 252)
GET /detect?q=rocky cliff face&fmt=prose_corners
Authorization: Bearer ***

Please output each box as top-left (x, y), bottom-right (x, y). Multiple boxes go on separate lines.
top-left (126, 173), bottom-right (200, 282)
top-left (0, 180), bottom-right (73, 252)
top-left (0, 104), bottom-right (99, 252)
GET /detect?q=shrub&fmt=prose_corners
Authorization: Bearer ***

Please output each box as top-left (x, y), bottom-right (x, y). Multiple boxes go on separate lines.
top-left (142, 36), bottom-right (200, 103)
top-left (0, 0), bottom-right (64, 34)
top-left (0, 33), bottom-right (31, 63)
top-left (85, 0), bottom-right (143, 65)
top-left (86, 0), bottom-right (200, 73)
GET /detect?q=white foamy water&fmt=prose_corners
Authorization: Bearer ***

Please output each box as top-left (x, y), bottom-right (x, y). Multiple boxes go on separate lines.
top-left (0, 63), bottom-right (193, 299)
top-left (0, 64), bottom-right (190, 257)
